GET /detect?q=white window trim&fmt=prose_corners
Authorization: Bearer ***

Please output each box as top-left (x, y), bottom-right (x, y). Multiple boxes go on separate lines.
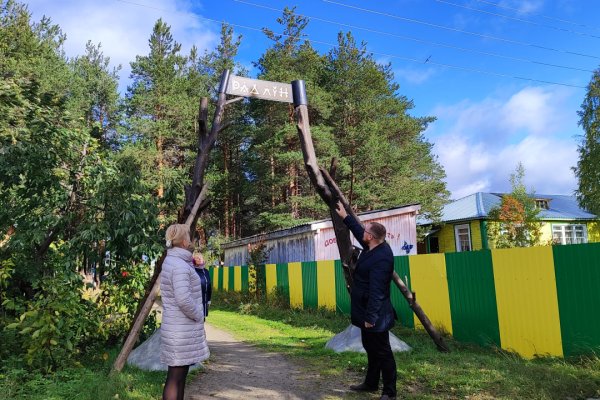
top-left (552, 223), bottom-right (588, 245)
top-left (454, 223), bottom-right (472, 252)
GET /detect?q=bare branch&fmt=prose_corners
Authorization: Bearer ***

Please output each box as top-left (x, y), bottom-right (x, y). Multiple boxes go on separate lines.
top-left (225, 96), bottom-right (244, 106)
top-left (185, 183), bottom-right (209, 227)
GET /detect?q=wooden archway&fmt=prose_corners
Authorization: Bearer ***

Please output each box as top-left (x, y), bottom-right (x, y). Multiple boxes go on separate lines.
top-left (113, 70), bottom-right (447, 372)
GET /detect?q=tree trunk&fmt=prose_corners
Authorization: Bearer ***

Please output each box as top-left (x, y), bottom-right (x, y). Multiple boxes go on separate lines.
top-left (156, 135), bottom-right (164, 198)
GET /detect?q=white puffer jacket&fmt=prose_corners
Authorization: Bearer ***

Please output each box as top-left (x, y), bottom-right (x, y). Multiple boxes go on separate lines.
top-left (160, 247), bottom-right (210, 366)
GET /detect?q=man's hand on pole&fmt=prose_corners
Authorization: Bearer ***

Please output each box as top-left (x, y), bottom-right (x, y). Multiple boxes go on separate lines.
top-left (335, 201), bottom-right (348, 219)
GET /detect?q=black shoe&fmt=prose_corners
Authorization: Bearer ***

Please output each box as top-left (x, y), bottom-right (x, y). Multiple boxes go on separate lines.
top-left (349, 383), bottom-right (378, 392)
top-left (380, 395), bottom-right (396, 400)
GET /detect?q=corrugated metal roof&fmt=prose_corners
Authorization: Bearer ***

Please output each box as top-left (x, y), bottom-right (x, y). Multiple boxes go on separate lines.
top-left (418, 192), bottom-right (597, 225)
top-left (222, 203), bottom-right (421, 249)
top-left (536, 194), bottom-right (597, 220)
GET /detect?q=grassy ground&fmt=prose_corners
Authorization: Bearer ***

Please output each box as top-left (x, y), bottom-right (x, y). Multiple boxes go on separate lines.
top-left (0, 345), bottom-right (201, 400)
top-left (2, 290), bottom-right (599, 399)
top-left (209, 291), bottom-right (600, 400)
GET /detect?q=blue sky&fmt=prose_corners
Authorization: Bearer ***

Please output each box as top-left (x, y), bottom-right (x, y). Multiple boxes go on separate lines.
top-left (25, 0), bottom-right (600, 200)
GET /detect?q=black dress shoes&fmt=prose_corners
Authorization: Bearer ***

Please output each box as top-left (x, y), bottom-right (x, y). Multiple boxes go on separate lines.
top-left (379, 395), bottom-right (396, 400)
top-left (349, 383), bottom-right (378, 392)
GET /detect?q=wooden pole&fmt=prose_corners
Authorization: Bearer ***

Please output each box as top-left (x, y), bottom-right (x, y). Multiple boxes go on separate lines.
top-left (112, 71), bottom-right (232, 373)
top-left (292, 80), bottom-right (449, 353)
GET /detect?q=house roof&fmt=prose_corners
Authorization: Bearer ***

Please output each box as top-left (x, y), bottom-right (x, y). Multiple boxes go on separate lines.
top-left (222, 203), bottom-right (421, 249)
top-left (418, 192), bottom-right (597, 225)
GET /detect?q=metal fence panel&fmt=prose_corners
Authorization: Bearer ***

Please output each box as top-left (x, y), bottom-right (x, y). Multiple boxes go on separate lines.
top-left (445, 250), bottom-right (501, 347)
top-left (317, 260), bottom-right (336, 311)
top-left (301, 261), bottom-right (318, 310)
top-left (492, 246), bottom-right (563, 358)
top-left (391, 256), bottom-right (414, 328)
top-left (553, 242), bottom-right (600, 356)
top-left (334, 260), bottom-right (351, 315)
top-left (409, 253), bottom-right (453, 334)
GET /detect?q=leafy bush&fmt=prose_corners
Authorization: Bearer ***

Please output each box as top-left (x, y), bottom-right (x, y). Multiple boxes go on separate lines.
top-left (5, 271), bottom-right (103, 372)
top-left (97, 262), bottom-right (158, 343)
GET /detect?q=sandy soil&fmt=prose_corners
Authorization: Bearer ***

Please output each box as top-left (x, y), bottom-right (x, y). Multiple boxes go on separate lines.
top-left (185, 324), bottom-right (370, 400)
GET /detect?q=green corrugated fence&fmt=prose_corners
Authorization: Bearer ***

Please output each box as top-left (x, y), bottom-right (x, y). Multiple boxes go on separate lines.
top-left (210, 242), bottom-right (600, 358)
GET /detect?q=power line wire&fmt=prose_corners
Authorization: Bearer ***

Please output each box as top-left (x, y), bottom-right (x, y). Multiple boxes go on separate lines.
top-left (322, 0), bottom-right (600, 60)
top-left (435, 0), bottom-right (600, 39)
top-left (235, 0), bottom-right (594, 73)
top-left (113, 0), bottom-right (586, 89)
top-left (473, 0), bottom-right (600, 31)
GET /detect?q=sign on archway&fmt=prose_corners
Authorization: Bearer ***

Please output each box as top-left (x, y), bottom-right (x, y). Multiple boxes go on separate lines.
top-left (225, 75), bottom-right (293, 103)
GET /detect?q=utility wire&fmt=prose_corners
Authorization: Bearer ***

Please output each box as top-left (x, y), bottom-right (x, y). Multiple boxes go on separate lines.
top-left (473, 0), bottom-right (600, 31)
top-left (322, 0), bottom-right (600, 60)
top-left (235, 0), bottom-right (594, 73)
top-left (435, 0), bottom-right (600, 39)
top-left (113, 0), bottom-right (586, 89)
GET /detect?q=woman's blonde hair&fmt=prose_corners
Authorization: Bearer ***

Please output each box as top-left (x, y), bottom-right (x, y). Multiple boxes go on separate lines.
top-left (165, 224), bottom-right (190, 248)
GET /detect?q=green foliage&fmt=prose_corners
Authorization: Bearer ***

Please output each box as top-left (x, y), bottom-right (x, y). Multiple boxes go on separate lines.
top-left (575, 68), bottom-right (600, 215)
top-left (96, 261), bottom-right (157, 342)
top-left (0, 3), bottom-right (153, 372)
top-left (0, 346), bottom-right (167, 399)
top-left (487, 163), bottom-right (543, 248)
top-left (247, 10), bottom-right (448, 231)
top-left (4, 271), bottom-right (102, 372)
top-left (1, 0), bottom-right (451, 376)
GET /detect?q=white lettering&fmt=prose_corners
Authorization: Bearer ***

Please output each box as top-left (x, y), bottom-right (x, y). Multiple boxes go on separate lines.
top-left (279, 86), bottom-right (289, 98)
top-left (250, 84), bottom-right (259, 95)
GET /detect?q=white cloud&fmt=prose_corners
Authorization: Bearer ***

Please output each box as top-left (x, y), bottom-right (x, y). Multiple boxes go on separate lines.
top-left (428, 85), bottom-right (580, 199)
top-left (25, 0), bottom-right (219, 90)
top-left (501, 87), bottom-right (569, 135)
top-left (430, 86), bottom-right (574, 141)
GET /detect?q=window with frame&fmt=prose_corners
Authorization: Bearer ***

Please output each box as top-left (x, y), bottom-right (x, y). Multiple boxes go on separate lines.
top-left (552, 224), bottom-right (587, 245)
top-left (454, 224), bottom-right (472, 252)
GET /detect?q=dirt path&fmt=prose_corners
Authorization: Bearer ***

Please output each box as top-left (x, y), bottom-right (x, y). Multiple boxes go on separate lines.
top-left (185, 324), bottom-right (366, 400)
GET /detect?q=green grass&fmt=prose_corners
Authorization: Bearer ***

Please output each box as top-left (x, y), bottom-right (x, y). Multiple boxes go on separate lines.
top-left (0, 346), bottom-right (201, 400)
top-left (3, 290), bottom-right (600, 399)
top-left (209, 291), bottom-right (600, 400)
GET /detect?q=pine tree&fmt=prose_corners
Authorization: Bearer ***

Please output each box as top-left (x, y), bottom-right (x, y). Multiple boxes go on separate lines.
top-left (325, 31), bottom-right (448, 219)
top-left (574, 69), bottom-right (600, 215)
top-left (199, 24), bottom-right (250, 239)
top-left (70, 41), bottom-right (121, 146)
top-left (248, 8), bottom-right (335, 231)
top-left (126, 19), bottom-right (198, 217)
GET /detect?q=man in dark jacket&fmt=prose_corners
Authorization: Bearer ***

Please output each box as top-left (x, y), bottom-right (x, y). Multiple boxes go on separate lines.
top-left (336, 201), bottom-right (397, 400)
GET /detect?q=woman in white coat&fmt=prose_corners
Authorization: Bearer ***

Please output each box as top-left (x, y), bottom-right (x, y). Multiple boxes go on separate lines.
top-left (160, 224), bottom-right (209, 400)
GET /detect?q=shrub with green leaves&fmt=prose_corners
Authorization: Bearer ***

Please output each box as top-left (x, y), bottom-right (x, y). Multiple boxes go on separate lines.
top-left (97, 261), bottom-right (158, 343)
top-left (5, 271), bottom-right (103, 372)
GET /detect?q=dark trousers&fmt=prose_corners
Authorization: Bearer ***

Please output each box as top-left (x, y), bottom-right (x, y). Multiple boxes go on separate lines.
top-left (361, 329), bottom-right (397, 396)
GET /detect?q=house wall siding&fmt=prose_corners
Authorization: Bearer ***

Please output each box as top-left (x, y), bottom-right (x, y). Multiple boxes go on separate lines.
top-left (470, 220), bottom-right (482, 250)
top-left (437, 221), bottom-right (481, 253)
top-left (540, 222), bottom-right (554, 244)
top-left (434, 220), bottom-right (598, 254)
top-left (438, 225), bottom-right (456, 253)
